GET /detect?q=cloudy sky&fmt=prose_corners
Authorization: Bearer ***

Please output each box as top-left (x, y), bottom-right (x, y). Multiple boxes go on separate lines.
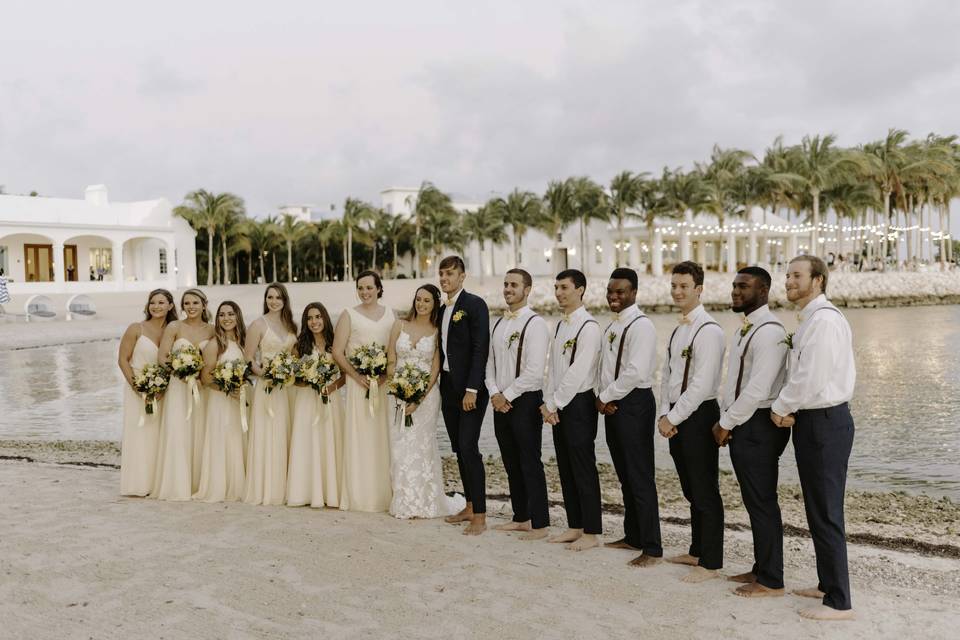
top-left (1, 0), bottom-right (959, 217)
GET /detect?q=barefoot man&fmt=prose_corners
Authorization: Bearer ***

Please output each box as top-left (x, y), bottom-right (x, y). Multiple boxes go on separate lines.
top-left (712, 267), bottom-right (789, 597)
top-left (595, 268), bottom-right (663, 566)
top-left (658, 261), bottom-right (725, 583)
top-left (486, 268), bottom-right (551, 540)
top-left (540, 269), bottom-right (603, 551)
top-left (771, 255), bottom-right (856, 621)
top-left (438, 255), bottom-right (491, 536)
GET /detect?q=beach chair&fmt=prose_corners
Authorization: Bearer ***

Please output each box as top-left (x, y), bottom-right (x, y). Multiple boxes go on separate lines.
top-left (66, 294), bottom-right (97, 321)
top-left (25, 295), bottom-right (57, 322)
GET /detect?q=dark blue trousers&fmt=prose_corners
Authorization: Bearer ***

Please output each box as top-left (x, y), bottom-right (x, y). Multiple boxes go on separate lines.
top-left (494, 390), bottom-right (549, 529)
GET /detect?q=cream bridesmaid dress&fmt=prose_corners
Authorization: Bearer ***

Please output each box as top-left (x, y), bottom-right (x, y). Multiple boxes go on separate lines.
top-left (152, 337), bottom-right (208, 501)
top-left (286, 347), bottom-right (345, 507)
top-left (193, 340), bottom-right (248, 502)
top-left (243, 324), bottom-right (296, 506)
top-left (120, 332), bottom-right (162, 496)
top-left (339, 306), bottom-right (394, 512)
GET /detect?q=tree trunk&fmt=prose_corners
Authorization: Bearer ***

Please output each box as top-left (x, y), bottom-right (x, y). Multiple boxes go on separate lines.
top-left (392, 240), bottom-right (398, 278)
top-left (321, 243), bottom-right (327, 281)
top-left (616, 209), bottom-right (624, 267)
top-left (222, 235), bottom-right (230, 285)
top-left (272, 253), bottom-right (277, 282)
top-left (347, 226), bottom-right (353, 281)
top-left (811, 190), bottom-right (821, 257)
top-left (512, 226), bottom-right (520, 266)
top-left (206, 226), bottom-right (215, 286)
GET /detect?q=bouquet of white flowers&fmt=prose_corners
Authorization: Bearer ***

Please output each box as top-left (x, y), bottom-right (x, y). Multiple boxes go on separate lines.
top-left (296, 351), bottom-right (340, 404)
top-left (387, 362), bottom-right (431, 427)
top-left (132, 363), bottom-right (170, 420)
top-left (169, 343), bottom-right (203, 381)
top-left (212, 359), bottom-right (250, 395)
top-left (348, 343), bottom-right (388, 400)
top-left (263, 351), bottom-right (297, 394)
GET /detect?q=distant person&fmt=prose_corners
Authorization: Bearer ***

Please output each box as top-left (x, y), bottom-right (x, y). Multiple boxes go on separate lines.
top-left (0, 268), bottom-right (10, 304)
top-left (97, 266), bottom-right (105, 281)
top-left (89, 266), bottom-right (96, 281)
top-left (771, 255), bottom-right (856, 621)
top-left (67, 264), bottom-right (75, 281)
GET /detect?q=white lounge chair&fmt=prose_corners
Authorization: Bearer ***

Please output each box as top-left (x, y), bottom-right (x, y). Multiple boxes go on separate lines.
top-left (25, 295), bottom-right (57, 321)
top-left (66, 294), bottom-right (97, 320)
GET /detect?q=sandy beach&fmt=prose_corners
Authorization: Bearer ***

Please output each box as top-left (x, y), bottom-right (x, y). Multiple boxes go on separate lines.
top-left (2, 441), bottom-right (959, 639)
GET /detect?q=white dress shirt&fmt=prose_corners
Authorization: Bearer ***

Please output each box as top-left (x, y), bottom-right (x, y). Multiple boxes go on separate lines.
top-left (718, 304), bottom-right (788, 429)
top-left (772, 294), bottom-right (856, 416)
top-left (441, 288), bottom-right (463, 374)
top-left (485, 305), bottom-right (549, 401)
top-left (544, 305), bottom-right (601, 413)
top-left (595, 304), bottom-right (657, 404)
top-left (659, 304), bottom-right (725, 425)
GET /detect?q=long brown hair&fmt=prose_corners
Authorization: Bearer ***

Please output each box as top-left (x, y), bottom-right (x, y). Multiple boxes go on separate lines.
top-left (214, 301), bottom-right (246, 357)
top-left (408, 284), bottom-right (442, 327)
top-left (296, 302), bottom-right (334, 357)
top-left (143, 288), bottom-right (178, 324)
top-left (263, 282), bottom-right (297, 335)
top-left (180, 288), bottom-right (211, 323)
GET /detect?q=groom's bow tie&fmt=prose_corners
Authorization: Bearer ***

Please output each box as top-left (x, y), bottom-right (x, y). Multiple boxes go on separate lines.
top-left (561, 313), bottom-right (573, 324)
top-left (504, 310), bottom-right (520, 320)
top-left (678, 314), bottom-right (692, 325)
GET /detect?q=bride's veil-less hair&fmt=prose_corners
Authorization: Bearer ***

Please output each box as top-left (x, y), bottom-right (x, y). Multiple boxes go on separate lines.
top-left (263, 282), bottom-right (298, 335)
top-left (408, 284), bottom-right (442, 327)
top-left (213, 301), bottom-right (247, 357)
top-left (180, 288), bottom-right (211, 323)
top-left (143, 288), bottom-right (178, 324)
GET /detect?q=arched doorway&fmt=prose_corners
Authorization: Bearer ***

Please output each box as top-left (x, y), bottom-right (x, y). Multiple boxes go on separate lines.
top-left (0, 232), bottom-right (58, 282)
top-left (63, 235), bottom-right (116, 282)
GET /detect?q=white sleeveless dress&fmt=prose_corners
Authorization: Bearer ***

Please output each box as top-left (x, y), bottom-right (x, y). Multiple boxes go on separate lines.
top-left (120, 334), bottom-right (162, 496)
top-left (286, 346), bottom-right (345, 507)
top-left (339, 306), bottom-right (394, 512)
top-left (389, 328), bottom-right (466, 519)
top-left (152, 337), bottom-right (208, 501)
top-left (243, 323), bottom-right (296, 506)
top-left (194, 340), bottom-right (248, 502)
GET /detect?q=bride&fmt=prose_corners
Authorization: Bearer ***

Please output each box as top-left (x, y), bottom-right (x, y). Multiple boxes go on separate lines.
top-left (385, 284), bottom-right (465, 519)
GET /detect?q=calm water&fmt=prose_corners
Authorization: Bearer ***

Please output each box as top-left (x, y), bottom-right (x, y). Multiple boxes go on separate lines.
top-left (1, 306), bottom-right (958, 499)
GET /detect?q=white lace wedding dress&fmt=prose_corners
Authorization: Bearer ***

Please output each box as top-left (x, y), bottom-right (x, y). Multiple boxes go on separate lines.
top-left (389, 328), bottom-right (466, 519)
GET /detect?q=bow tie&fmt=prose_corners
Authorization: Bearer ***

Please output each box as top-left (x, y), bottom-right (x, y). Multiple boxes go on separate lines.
top-left (678, 314), bottom-right (692, 325)
top-left (504, 310), bottom-right (520, 320)
top-left (562, 313), bottom-right (573, 324)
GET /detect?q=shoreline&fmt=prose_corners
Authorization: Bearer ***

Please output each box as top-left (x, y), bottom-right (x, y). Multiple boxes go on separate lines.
top-left (4, 438), bottom-right (957, 558)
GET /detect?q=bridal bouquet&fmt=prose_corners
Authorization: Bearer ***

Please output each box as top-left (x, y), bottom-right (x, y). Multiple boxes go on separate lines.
top-left (296, 352), bottom-right (340, 404)
top-left (169, 343), bottom-right (203, 381)
top-left (348, 343), bottom-right (387, 400)
top-left (212, 359), bottom-right (250, 395)
top-left (133, 363), bottom-right (170, 417)
top-left (387, 362), bottom-right (431, 427)
top-left (263, 351), bottom-right (297, 394)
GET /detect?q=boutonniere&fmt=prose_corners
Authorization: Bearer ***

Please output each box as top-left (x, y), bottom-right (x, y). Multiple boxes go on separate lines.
top-left (562, 337), bottom-right (577, 355)
top-left (452, 310), bottom-right (466, 323)
top-left (507, 331), bottom-right (521, 348)
top-left (607, 331), bottom-right (617, 351)
top-left (740, 321), bottom-right (753, 338)
top-left (781, 332), bottom-right (795, 350)
top-left (681, 346), bottom-right (692, 360)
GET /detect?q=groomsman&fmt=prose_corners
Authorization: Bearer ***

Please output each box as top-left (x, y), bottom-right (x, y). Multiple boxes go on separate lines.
top-left (771, 255), bottom-right (856, 621)
top-left (438, 255), bottom-right (491, 536)
top-left (594, 268), bottom-right (663, 566)
top-left (658, 260), bottom-right (725, 583)
top-left (540, 269), bottom-right (603, 551)
top-left (711, 267), bottom-right (789, 597)
top-left (486, 268), bottom-right (551, 540)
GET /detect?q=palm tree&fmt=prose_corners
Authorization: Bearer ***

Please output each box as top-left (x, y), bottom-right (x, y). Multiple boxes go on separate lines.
top-left (363, 208), bottom-right (392, 273)
top-left (382, 214), bottom-right (415, 277)
top-left (462, 204), bottom-right (508, 282)
top-left (609, 171), bottom-right (649, 267)
top-left (314, 219), bottom-right (340, 281)
top-left (218, 204), bottom-right (246, 284)
top-left (489, 188), bottom-right (543, 267)
top-left (659, 167), bottom-right (707, 262)
top-left (541, 179), bottom-right (577, 272)
top-left (407, 182), bottom-right (456, 275)
top-left (568, 177), bottom-right (608, 275)
top-left (276, 213), bottom-right (308, 282)
top-left (864, 129), bottom-right (910, 268)
top-left (342, 197), bottom-right (375, 280)
top-left (174, 190), bottom-right (244, 286)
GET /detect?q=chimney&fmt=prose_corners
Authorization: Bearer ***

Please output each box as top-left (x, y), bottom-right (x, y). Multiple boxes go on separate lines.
top-left (85, 184), bottom-right (109, 206)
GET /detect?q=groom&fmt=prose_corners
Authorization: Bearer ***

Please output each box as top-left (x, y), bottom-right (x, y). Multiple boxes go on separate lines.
top-left (437, 255), bottom-right (491, 535)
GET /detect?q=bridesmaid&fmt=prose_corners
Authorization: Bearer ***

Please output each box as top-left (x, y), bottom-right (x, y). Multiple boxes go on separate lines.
top-left (153, 289), bottom-right (215, 500)
top-left (117, 289), bottom-right (177, 496)
top-left (194, 301), bottom-right (249, 502)
top-left (286, 302), bottom-right (346, 508)
top-left (333, 270), bottom-right (395, 512)
top-left (243, 282), bottom-right (298, 506)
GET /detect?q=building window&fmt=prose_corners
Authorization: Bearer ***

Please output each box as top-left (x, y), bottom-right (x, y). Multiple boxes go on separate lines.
top-left (159, 248), bottom-right (168, 275)
top-left (89, 248), bottom-right (113, 276)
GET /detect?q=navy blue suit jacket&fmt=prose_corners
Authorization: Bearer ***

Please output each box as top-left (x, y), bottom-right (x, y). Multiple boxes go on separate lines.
top-left (438, 290), bottom-right (490, 397)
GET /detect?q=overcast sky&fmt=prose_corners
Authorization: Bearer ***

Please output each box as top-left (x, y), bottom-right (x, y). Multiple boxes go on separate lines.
top-left (2, 0), bottom-right (959, 219)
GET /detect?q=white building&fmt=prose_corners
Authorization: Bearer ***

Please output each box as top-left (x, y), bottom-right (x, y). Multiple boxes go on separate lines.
top-left (278, 204), bottom-right (314, 224)
top-left (0, 185), bottom-right (197, 295)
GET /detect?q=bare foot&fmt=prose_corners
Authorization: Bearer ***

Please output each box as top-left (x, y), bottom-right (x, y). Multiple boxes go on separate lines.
top-left (727, 571), bottom-right (757, 584)
top-left (604, 537), bottom-right (641, 551)
top-left (681, 566), bottom-right (719, 583)
top-left (493, 521), bottom-right (531, 532)
top-left (548, 529), bottom-right (583, 544)
top-left (799, 605), bottom-right (855, 620)
top-left (628, 553), bottom-right (661, 567)
top-left (793, 586), bottom-right (826, 599)
top-left (733, 582), bottom-right (784, 598)
top-left (445, 506), bottom-right (473, 524)
top-left (666, 553), bottom-right (700, 566)
top-left (519, 528), bottom-right (549, 541)
top-left (566, 534), bottom-right (600, 551)
top-left (463, 514), bottom-right (487, 536)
